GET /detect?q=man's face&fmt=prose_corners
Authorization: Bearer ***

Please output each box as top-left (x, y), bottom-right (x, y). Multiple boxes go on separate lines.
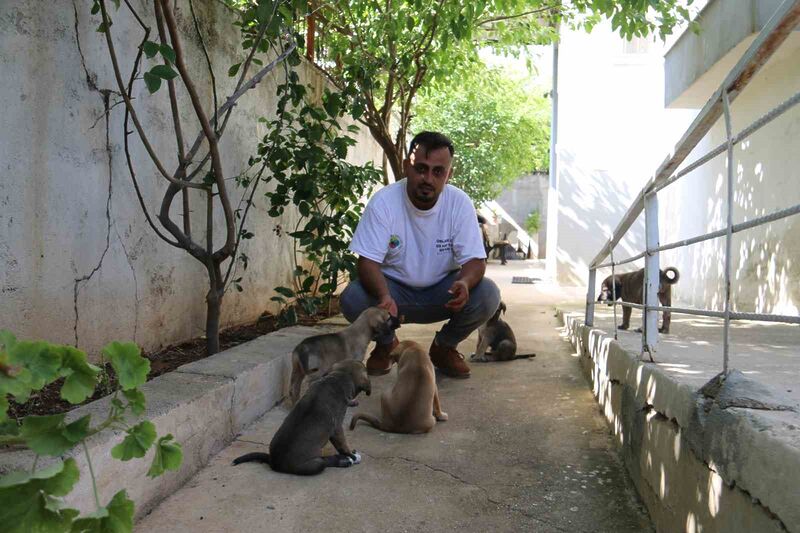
top-left (403, 145), bottom-right (453, 210)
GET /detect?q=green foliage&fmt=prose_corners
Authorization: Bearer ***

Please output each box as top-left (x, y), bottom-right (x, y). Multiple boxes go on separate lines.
top-left (0, 332), bottom-right (183, 533)
top-left (268, 0), bottom-right (694, 182)
top-left (111, 421), bottom-right (157, 461)
top-left (246, 64), bottom-right (381, 324)
top-left (147, 434), bottom-right (183, 478)
top-left (101, 342), bottom-right (149, 391)
top-left (413, 62), bottom-right (549, 203)
top-left (525, 210), bottom-right (541, 235)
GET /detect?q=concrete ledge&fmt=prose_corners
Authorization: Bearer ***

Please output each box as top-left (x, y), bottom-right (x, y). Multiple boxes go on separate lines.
top-left (559, 310), bottom-right (799, 532)
top-left (0, 324), bottom-right (338, 519)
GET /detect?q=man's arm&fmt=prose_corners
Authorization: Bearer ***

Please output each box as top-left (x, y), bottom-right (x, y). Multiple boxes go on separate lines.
top-left (446, 258), bottom-right (486, 312)
top-left (357, 256), bottom-right (398, 317)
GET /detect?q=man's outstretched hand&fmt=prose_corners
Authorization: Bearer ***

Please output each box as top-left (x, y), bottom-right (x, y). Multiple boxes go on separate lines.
top-left (377, 294), bottom-right (399, 318)
top-left (445, 280), bottom-right (469, 312)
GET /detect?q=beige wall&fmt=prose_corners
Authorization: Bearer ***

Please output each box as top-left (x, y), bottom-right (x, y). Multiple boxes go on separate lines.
top-left (553, 23), bottom-right (696, 286)
top-left (660, 37), bottom-right (800, 314)
top-left (0, 0), bottom-right (383, 356)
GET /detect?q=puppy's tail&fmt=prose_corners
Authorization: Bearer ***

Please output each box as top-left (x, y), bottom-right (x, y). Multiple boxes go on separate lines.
top-left (512, 352), bottom-right (536, 360)
top-left (662, 267), bottom-right (680, 285)
top-left (232, 452), bottom-right (271, 466)
top-left (349, 413), bottom-right (383, 431)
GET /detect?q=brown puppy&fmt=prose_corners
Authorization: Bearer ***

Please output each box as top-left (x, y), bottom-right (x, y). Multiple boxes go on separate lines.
top-left (597, 267), bottom-right (680, 333)
top-left (289, 307), bottom-right (400, 405)
top-left (232, 360), bottom-right (371, 476)
top-left (349, 340), bottom-right (448, 434)
top-left (471, 302), bottom-right (536, 362)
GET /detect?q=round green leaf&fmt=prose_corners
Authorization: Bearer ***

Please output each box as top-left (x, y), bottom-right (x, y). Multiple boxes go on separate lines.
top-left (102, 342), bottom-right (149, 391)
top-left (20, 414), bottom-right (74, 456)
top-left (147, 434), bottom-right (183, 478)
top-left (111, 421), bottom-right (156, 461)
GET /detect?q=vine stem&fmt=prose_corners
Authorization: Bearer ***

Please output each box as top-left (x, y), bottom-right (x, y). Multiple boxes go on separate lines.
top-left (83, 441), bottom-right (101, 511)
top-left (31, 454), bottom-right (39, 474)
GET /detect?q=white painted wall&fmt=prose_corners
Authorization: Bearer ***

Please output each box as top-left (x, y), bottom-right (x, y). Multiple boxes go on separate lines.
top-left (660, 36), bottom-right (800, 314)
top-left (553, 23), bottom-right (697, 286)
top-left (0, 1), bottom-right (382, 356)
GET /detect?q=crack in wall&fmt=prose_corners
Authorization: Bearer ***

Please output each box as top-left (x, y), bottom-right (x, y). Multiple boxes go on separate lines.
top-left (71, 0), bottom-right (114, 349)
top-left (361, 452), bottom-right (571, 532)
top-left (113, 222), bottom-right (139, 343)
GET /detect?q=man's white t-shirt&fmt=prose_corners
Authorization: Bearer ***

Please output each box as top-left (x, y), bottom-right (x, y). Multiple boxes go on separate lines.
top-left (349, 179), bottom-right (487, 288)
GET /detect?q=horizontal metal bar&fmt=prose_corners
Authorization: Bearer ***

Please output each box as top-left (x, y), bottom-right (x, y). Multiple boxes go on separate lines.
top-left (653, 89), bottom-right (800, 194)
top-left (594, 251), bottom-right (646, 270)
top-left (600, 301), bottom-right (800, 324)
top-left (589, 0), bottom-right (800, 269)
top-left (595, 201), bottom-right (800, 269)
top-left (647, 201), bottom-right (800, 255)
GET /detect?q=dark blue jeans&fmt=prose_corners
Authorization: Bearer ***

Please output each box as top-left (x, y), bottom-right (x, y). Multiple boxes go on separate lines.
top-left (339, 271), bottom-right (501, 348)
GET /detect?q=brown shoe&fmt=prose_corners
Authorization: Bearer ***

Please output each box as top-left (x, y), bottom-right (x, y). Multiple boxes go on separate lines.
top-left (367, 338), bottom-right (399, 376)
top-left (429, 340), bottom-right (471, 379)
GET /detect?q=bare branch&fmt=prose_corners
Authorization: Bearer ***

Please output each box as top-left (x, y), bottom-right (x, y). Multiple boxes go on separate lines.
top-left (477, 5), bottom-right (557, 27)
top-left (159, 0), bottom-right (235, 258)
top-left (97, 0), bottom-right (206, 191)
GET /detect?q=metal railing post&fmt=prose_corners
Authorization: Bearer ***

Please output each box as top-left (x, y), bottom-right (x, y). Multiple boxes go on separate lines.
top-left (585, 268), bottom-right (596, 327)
top-left (610, 249), bottom-right (618, 340)
top-left (643, 191), bottom-right (660, 357)
top-left (722, 90), bottom-right (735, 374)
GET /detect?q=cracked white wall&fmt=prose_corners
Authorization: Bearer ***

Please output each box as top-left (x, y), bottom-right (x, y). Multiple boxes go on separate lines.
top-left (0, 1), bottom-right (383, 357)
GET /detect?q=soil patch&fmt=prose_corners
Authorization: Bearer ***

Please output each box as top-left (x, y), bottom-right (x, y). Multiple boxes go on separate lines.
top-left (8, 298), bottom-right (341, 419)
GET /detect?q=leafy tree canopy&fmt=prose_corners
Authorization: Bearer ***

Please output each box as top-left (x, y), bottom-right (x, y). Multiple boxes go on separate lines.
top-left (289, 0), bottom-right (694, 182)
top-left (413, 61), bottom-right (550, 204)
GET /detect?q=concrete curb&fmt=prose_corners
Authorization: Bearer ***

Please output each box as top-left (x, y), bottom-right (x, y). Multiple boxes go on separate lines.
top-left (558, 310), bottom-right (800, 533)
top-left (0, 324), bottom-right (340, 519)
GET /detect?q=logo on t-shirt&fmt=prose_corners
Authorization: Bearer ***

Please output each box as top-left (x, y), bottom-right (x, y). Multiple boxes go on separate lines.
top-left (435, 238), bottom-right (453, 254)
top-left (389, 235), bottom-right (401, 249)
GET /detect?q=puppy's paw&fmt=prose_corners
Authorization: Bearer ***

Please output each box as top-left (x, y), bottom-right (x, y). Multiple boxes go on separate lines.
top-left (347, 398), bottom-right (360, 407)
top-left (435, 411), bottom-right (449, 422)
top-left (349, 451), bottom-right (362, 464)
top-left (618, 324), bottom-right (629, 330)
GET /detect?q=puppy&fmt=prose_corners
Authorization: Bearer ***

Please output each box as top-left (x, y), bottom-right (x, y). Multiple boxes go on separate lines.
top-left (289, 306), bottom-right (400, 404)
top-left (597, 267), bottom-right (680, 333)
top-left (471, 302), bottom-right (535, 362)
top-left (349, 340), bottom-right (447, 434)
top-left (232, 360), bottom-right (371, 476)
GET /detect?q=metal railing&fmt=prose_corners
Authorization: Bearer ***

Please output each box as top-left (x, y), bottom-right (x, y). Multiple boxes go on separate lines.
top-left (584, 0), bottom-right (800, 371)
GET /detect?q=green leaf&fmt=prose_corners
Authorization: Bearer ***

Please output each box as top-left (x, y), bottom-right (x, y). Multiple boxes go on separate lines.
top-left (63, 415), bottom-right (92, 444)
top-left (0, 330), bottom-right (16, 351)
top-left (143, 72), bottom-right (161, 94)
top-left (141, 41), bottom-right (159, 58)
top-left (59, 347), bottom-right (100, 404)
top-left (70, 490), bottom-right (134, 533)
top-left (158, 44), bottom-right (176, 65)
top-left (9, 341), bottom-right (62, 390)
top-left (150, 64), bottom-right (178, 81)
top-left (274, 286), bottom-right (295, 298)
top-left (228, 62), bottom-right (241, 77)
top-left (147, 434), bottom-right (183, 478)
top-left (20, 414), bottom-right (74, 456)
top-left (122, 388), bottom-right (145, 416)
top-left (0, 459), bottom-right (81, 533)
top-left (111, 421), bottom-right (156, 461)
top-left (103, 342), bottom-right (149, 391)
top-left (0, 393), bottom-right (7, 422)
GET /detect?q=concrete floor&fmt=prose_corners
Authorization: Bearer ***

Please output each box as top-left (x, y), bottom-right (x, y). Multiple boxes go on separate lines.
top-left (138, 261), bottom-right (652, 532)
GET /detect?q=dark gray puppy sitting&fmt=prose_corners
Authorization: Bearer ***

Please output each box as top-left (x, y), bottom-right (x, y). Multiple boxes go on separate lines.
top-left (471, 302), bottom-right (536, 362)
top-left (232, 360), bottom-right (371, 476)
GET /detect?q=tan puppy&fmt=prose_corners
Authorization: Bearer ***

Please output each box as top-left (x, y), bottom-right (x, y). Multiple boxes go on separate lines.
top-left (349, 340), bottom-right (448, 434)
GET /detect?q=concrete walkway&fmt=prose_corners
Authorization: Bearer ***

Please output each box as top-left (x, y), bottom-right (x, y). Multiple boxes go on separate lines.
top-left (138, 262), bottom-right (652, 532)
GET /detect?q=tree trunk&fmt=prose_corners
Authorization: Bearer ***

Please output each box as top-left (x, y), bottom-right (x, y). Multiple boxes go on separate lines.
top-left (367, 122), bottom-right (403, 184)
top-left (206, 286), bottom-right (222, 355)
top-left (205, 260), bottom-right (225, 355)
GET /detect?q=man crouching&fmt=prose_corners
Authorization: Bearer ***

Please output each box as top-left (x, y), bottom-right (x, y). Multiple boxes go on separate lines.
top-left (340, 131), bottom-right (500, 379)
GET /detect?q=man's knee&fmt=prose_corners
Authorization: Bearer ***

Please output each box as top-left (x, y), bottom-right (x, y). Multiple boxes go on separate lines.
top-left (467, 277), bottom-right (501, 322)
top-left (339, 280), bottom-right (374, 323)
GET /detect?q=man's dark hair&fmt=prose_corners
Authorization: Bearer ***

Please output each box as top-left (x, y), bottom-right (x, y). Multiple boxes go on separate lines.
top-left (408, 131), bottom-right (454, 158)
